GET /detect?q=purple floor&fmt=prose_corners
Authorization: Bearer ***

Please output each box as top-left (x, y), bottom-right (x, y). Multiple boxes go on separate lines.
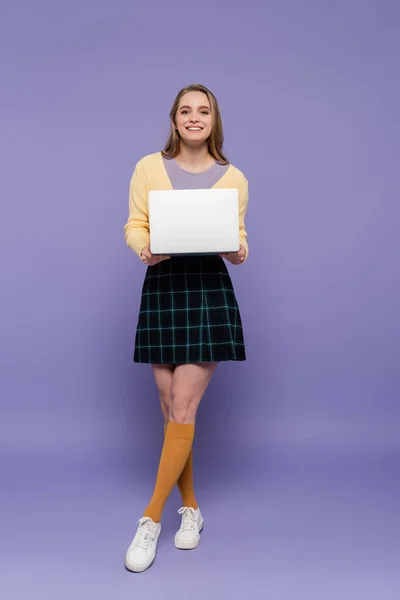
top-left (3, 450), bottom-right (399, 600)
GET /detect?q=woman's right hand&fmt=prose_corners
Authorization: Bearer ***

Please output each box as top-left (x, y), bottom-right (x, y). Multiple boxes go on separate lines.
top-left (140, 246), bottom-right (171, 266)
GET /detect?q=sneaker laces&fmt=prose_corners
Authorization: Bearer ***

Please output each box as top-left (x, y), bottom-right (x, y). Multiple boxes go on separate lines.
top-left (178, 507), bottom-right (197, 533)
top-left (134, 517), bottom-right (156, 550)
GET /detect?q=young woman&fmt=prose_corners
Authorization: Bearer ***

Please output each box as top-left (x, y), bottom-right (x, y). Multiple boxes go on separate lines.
top-left (123, 84), bottom-right (249, 572)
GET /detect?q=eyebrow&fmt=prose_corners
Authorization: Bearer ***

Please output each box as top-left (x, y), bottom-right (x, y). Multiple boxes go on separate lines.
top-left (179, 105), bottom-right (211, 111)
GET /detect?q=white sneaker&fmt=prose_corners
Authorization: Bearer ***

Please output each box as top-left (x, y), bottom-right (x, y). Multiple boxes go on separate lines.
top-left (174, 507), bottom-right (204, 550)
top-left (125, 517), bottom-right (161, 572)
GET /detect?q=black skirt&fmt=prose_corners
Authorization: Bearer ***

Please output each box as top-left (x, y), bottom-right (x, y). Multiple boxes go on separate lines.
top-left (133, 255), bottom-right (246, 364)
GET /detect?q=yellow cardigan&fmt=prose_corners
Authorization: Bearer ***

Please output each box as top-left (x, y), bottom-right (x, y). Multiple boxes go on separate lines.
top-left (124, 152), bottom-right (249, 262)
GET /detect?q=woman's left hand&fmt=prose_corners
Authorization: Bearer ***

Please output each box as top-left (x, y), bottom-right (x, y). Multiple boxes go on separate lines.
top-left (220, 245), bottom-right (246, 265)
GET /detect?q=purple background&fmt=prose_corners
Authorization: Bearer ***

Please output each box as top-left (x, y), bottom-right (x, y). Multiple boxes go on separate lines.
top-left (1, 0), bottom-right (399, 597)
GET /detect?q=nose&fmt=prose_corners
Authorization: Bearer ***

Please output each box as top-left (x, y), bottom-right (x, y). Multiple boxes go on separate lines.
top-left (189, 115), bottom-right (199, 123)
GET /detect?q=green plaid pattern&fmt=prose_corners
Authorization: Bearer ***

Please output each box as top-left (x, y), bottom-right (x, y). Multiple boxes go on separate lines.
top-left (134, 256), bottom-right (246, 364)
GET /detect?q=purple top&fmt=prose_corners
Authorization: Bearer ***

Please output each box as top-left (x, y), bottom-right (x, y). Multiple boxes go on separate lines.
top-left (162, 156), bottom-right (229, 190)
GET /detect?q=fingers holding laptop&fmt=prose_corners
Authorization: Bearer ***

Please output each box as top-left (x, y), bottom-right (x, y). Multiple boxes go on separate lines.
top-left (220, 244), bottom-right (246, 265)
top-left (141, 246), bottom-right (171, 266)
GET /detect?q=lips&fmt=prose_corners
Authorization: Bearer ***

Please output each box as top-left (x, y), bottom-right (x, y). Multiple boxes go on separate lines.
top-left (186, 126), bottom-right (203, 131)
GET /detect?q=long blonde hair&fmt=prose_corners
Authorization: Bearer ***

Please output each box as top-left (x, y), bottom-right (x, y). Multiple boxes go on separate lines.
top-left (162, 84), bottom-right (229, 165)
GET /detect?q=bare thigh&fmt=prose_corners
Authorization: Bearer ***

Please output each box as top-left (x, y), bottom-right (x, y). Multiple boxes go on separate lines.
top-left (151, 364), bottom-right (175, 425)
top-left (170, 362), bottom-right (218, 424)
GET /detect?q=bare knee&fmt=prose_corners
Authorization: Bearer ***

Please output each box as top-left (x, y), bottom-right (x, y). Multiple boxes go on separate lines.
top-left (170, 391), bottom-right (195, 424)
top-left (159, 392), bottom-right (171, 422)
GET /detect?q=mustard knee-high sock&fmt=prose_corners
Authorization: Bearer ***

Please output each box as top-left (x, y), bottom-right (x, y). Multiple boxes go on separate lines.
top-left (164, 424), bottom-right (198, 509)
top-left (143, 422), bottom-right (195, 523)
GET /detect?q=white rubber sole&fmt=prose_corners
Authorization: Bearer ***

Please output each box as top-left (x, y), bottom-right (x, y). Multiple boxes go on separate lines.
top-left (125, 556), bottom-right (155, 573)
top-left (174, 523), bottom-right (204, 550)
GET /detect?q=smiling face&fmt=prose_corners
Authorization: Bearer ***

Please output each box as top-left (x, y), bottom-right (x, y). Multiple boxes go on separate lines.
top-left (175, 91), bottom-right (213, 147)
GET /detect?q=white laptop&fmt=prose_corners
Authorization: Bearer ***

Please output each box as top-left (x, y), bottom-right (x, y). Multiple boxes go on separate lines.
top-left (148, 188), bottom-right (240, 255)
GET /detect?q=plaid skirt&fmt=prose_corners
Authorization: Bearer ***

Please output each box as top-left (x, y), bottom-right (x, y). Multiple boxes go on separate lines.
top-left (133, 255), bottom-right (246, 364)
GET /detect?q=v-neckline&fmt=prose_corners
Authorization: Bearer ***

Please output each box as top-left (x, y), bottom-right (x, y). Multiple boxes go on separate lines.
top-left (158, 152), bottom-right (232, 190)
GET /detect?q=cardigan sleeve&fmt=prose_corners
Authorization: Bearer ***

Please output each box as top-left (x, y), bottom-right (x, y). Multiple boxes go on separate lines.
top-left (124, 162), bottom-right (150, 261)
top-left (237, 175), bottom-right (249, 261)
